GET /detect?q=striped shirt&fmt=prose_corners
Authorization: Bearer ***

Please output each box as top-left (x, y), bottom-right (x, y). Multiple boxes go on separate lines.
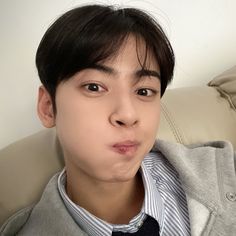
top-left (58, 142), bottom-right (190, 236)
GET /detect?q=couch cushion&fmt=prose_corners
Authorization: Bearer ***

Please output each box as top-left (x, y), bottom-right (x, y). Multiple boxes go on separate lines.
top-left (208, 65), bottom-right (236, 110)
top-left (0, 129), bottom-right (64, 226)
top-left (158, 86), bottom-right (236, 148)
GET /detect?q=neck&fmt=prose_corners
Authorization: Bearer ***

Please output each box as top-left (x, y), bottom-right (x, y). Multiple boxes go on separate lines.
top-left (65, 165), bottom-right (144, 224)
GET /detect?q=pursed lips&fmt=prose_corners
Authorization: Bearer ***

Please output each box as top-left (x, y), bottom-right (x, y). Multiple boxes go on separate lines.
top-left (111, 140), bottom-right (140, 155)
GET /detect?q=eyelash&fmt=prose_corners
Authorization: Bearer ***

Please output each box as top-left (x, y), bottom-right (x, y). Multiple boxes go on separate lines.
top-left (82, 83), bottom-right (158, 97)
top-left (83, 83), bottom-right (106, 92)
top-left (136, 88), bottom-right (157, 97)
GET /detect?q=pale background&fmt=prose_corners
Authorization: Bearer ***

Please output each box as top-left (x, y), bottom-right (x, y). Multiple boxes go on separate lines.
top-left (0, 0), bottom-right (236, 149)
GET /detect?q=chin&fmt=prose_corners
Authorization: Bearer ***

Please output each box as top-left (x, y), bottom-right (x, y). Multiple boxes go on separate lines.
top-left (111, 168), bottom-right (139, 183)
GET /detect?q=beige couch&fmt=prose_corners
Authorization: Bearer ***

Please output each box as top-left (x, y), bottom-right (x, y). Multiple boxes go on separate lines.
top-left (0, 66), bottom-right (236, 226)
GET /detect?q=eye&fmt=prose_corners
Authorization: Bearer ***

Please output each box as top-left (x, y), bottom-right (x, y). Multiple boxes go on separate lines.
top-left (83, 83), bottom-right (105, 92)
top-left (136, 88), bottom-right (157, 97)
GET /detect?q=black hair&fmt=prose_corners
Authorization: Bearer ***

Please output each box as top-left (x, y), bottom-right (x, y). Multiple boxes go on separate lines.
top-left (36, 4), bottom-right (175, 113)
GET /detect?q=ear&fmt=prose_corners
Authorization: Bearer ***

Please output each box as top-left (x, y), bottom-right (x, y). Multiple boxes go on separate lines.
top-left (37, 85), bottom-right (55, 128)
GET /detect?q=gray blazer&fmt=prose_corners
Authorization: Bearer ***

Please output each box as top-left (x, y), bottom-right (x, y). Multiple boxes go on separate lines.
top-left (1, 140), bottom-right (236, 236)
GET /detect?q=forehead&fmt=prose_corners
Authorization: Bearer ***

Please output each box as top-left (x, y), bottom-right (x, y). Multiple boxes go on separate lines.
top-left (67, 35), bottom-right (161, 85)
top-left (103, 35), bottom-right (159, 71)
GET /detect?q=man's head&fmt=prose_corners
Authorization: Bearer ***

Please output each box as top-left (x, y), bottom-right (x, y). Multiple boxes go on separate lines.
top-left (36, 4), bottom-right (174, 114)
top-left (37, 4), bottom-right (174, 183)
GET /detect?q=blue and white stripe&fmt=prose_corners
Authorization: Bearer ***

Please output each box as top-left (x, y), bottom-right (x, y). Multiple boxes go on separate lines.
top-left (143, 149), bottom-right (191, 236)
top-left (58, 143), bottom-right (190, 236)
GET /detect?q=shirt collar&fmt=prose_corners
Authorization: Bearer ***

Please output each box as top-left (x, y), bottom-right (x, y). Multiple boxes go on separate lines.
top-left (58, 169), bottom-right (113, 236)
top-left (140, 161), bottom-right (164, 228)
top-left (58, 161), bottom-right (164, 236)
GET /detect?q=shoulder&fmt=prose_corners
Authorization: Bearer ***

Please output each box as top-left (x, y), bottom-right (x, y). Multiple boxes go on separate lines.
top-left (148, 139), bottom-right (236, 187)
top-left (151, 139), bottom-right (234, 163)
top-left (152, 139), bottom-right (234, 152)
top-left (0, 173), bottom-right (60, 235)
top-left (0, 173), bottom-right (87, 235)
top-left (0, 205), bottom-right (33, 235)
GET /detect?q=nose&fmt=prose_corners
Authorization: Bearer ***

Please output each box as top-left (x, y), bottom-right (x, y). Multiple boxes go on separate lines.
top-left (109, 95), bottom-right (139, 128)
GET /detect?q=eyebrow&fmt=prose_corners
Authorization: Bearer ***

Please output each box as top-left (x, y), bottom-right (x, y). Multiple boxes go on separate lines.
top-left (136, 69), bottom-right (161, 80)
top-left (87, 64), bottom-right (161, 80)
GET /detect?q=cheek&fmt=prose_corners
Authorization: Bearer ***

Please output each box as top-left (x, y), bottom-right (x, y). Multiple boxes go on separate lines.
top-left (54, 94), bottom-right (107, 151)
top-left (142, 106), bottom-right (160, 150)
top-left (55, 103), bottom-right (105, 173)
top-left (152, 108), bottom-right (161, 133)
top-left (143, 105), bottom-right (160, 134)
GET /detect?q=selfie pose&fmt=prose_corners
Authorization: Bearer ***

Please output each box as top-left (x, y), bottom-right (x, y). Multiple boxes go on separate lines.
top-left (1, 4), bottom-right (236, 236)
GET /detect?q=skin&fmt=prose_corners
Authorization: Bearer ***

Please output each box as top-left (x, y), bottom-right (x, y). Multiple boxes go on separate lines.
top-left (37, 36), bottom-right (161, 224)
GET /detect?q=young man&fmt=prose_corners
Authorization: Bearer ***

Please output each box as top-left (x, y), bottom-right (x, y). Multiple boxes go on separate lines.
top-left (1, 4), bottom-right (235, 236)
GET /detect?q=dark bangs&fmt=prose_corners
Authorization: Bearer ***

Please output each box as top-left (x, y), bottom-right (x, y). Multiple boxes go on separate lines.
top-left (36, 5), bottom-right (175, 110)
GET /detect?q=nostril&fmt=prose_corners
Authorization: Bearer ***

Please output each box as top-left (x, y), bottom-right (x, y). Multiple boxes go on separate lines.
top-left (116, 120), bottom-right (124, 126)
top-left (115, 120), bottom-right (138, 127)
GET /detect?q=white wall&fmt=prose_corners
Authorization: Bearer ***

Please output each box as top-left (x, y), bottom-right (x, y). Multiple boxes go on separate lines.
top-left (1, 0), bottom-right (236, 149)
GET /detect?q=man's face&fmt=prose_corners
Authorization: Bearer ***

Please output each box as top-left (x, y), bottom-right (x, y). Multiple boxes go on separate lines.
top-left (54, 36), bottom-right (161, 183)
